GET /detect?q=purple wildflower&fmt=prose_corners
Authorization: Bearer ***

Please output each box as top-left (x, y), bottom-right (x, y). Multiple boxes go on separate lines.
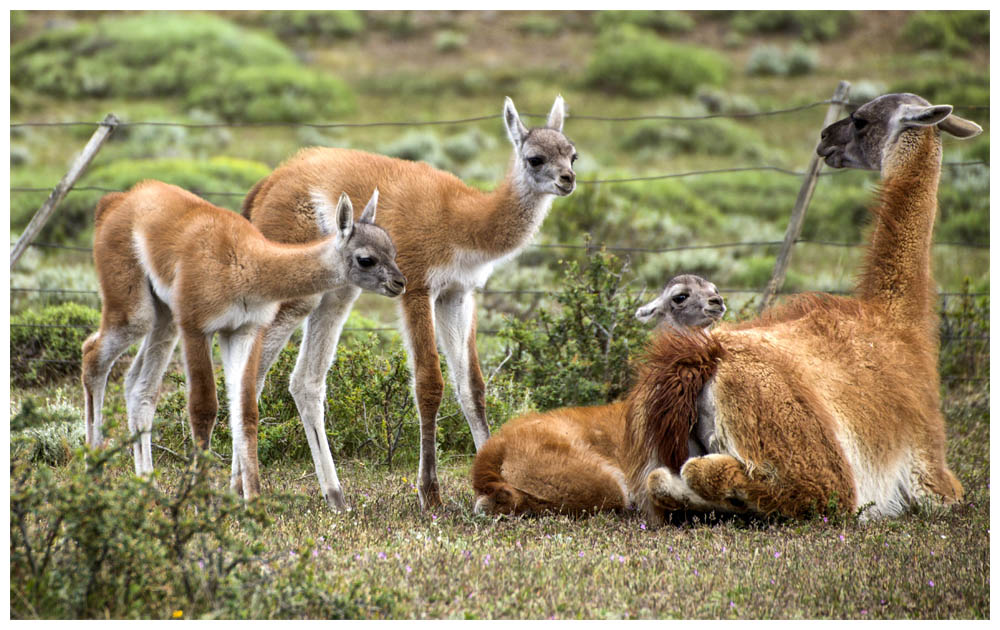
top-left (929, 580), bottom-right (935, 587)
top-left (377, 551), bottom-right (387, 560)
top-left (774, 551), bottom-right (781, 559)
top-left (406, 565), bottom-right (412, 574)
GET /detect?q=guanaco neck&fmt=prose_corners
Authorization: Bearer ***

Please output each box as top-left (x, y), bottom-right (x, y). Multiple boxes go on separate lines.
top-left (249, 236), bottom-right (347, 303)
top-left (857, 127), bottom-right (942, 327)
top-left (453, 164), bottom-right (555, 257)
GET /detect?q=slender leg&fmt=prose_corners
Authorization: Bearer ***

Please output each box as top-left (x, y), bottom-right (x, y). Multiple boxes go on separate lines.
top-left (218, 329), bottom-right (263, 500)
top-left (434, 289), bottom-right (489, 449)
top-left (400, 290), bottom-right (445, 509)
top-left (288, 286), bottom-right (361, 510)
top-left (123, 297), bottom-right (179, 476)
top-left (82, 324), bottom-right (146, 449)
top-left (181, 329), bottom-right (218, 453)
top-left (252, 296), bottom-right (321, 398)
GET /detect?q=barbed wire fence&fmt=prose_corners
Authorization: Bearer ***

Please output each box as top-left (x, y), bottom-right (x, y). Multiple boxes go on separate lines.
top-left (9, 84), bottom-right (990, 382)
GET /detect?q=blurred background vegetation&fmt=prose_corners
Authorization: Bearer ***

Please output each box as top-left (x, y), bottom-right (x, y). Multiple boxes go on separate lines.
top-left (9, 9), bottom-right (989, 470)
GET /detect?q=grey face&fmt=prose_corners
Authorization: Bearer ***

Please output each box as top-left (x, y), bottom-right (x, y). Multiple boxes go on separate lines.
top-left (817, 93), bottom-right (982, 171)
top-left (636, 274), bottom-right (725, 330)
top-left (520, 128), bottom-right (578, 196)
top-left (342, 223), bottom-right (406, 298)
top-left (503, 96), bottom-right (578, 197)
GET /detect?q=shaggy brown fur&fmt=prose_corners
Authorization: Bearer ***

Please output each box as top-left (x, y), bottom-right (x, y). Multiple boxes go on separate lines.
top-left (630, 94), bottom-right (977, 522)
top-left (471, 404), bottom-right (629, 516)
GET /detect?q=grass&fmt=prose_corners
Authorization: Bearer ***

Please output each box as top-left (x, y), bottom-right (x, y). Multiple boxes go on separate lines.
top-left (9, 373), bottom-right (988, 619)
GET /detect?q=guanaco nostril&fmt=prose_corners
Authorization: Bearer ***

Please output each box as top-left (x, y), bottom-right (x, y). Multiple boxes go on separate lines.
top-left (561, 173), bottom-right (574, 184)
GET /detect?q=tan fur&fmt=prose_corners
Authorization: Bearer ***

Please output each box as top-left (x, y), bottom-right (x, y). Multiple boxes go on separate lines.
top-left (471, 404), bottom-right (629, 516)
top-left (81, 180), bottom-right (402, 498)
top-left (471, 275), bottom-right (725, 517)
top-left (631, 95), bottom-right (975, 522)
top-left (243, 97), bottom-right (576, 510)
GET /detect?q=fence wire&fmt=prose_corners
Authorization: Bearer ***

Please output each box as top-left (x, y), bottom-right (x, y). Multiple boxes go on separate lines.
top-left (10, 97), bottom-right (989, 381)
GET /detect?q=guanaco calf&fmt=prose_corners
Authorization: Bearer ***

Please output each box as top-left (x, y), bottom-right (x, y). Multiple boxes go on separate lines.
top-left (242, 95), bottom-right (577, 510)
top-left (82, 180), bottom-right (404, 498)
top-left (472, 274), bottom-right (726, 516)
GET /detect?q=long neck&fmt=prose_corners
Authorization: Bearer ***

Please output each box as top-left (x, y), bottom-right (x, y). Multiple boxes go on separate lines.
top-left (250, 237), bottom-right (348, 303)
top-left (857, 127), bottom-right (942, 326)
top-left (455, 163), bottom-right (555, 256)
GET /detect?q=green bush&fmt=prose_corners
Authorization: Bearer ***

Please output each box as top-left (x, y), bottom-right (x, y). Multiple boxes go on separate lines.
top-left (746, 44), bottom-right (819, 77)
top-left (256, 10), bottom-right (365, 39)
top-left (585, 25), bottom-right (729, 97)
top-left (495, 248), bottom-right (649, 411)
top-left (516, 15), bottom-right (564, 36)
top-left (9, 446), bottom-right (282, 619)
top-left (620, 117), bottom-right (769, 160)
top-left (433, 29), bottom-right (468, 53)
top-left (11, 157), bottom-right (270, 248)
top-left (11, 302), bottom-right (100, 388)
top-left (730, 10), bottom-right (854, 42)
top-left (11, 13), bottom-right (296, 99)
top-left (891, 70), bottom-right (989, 107)
top-left (901, 11), bottom-right (989, 54)
top-left (187, 64), bottom-right (356, 123)
top-left (593, 10), bottom-right (695, 34)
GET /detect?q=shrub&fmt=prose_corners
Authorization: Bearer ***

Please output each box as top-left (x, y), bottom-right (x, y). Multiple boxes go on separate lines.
top-left (378, 131), bottom-right (450, 170)
top-left (186, 64), bottom-right (356, 123)
top-left (730, 10), bottom-right (854, 42)
top-left (585, 25), bottom-right (729, 97)
top-left (746, 45), bottom-right (787, 76)
top-left (516, 15), bottom-right (564, 36)
top-left (257, 10), bottom-right (365, 39)
top-left (433, 29), bottom-right (468, 53)
top-left (495, 247), bottom-right (649, 410)
top-left (593, 10), bottom-right (695, 34)
top-left (901, 11), bottom-right (989, 54)
top-left (785, 45), bottom-right (819, 76)
top-left (9, 446), bottom-right (279, 619)
top-left (891, 70), bottom-right (989, 108)
top-left (620, 117), bottom-right (769, 160)
top-left (11, 13), bottom-right (296, 100)
top-left (11, 302), bottom-right (100, 387)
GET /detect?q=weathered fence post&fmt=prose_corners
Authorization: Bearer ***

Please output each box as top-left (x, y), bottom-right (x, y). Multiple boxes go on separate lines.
top-left (10, 113), bottom-right (120, 270)
top-left (758, 81), bottom-right (851, 314)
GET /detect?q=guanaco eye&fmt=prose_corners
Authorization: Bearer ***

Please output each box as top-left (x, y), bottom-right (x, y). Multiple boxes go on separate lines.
top-left (852, 115), bottom-right (869, 131)
top-left (527, 156), bottom-right (545, 167)
top-left (571, 153), bottom-right (579, 164)
top-left (672, 293), bottom-right (688, 304)
top-left (357, 256), bottom-right (376, 268)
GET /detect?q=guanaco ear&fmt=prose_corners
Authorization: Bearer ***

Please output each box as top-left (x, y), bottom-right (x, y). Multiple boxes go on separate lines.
top-left (310, 188), bottom-right (349, 237)
top-left (938, 112), bottom-right (983, 138)
top-left (503, 97), bottom-right (528, 148)
top-left (334, 192), bottom-right (355, 241)
top-left (359, 188), bottom-right (378, 224)
top-left (900, 103), bottom-right (954, 128)
top-left (546, 94), bottom-right (566, 132)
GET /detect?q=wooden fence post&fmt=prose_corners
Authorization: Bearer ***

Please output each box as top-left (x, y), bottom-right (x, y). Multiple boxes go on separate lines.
top-left (758, 81), bottom-right (851, 314)
top-left (10, 113), bottom-right (120, 270)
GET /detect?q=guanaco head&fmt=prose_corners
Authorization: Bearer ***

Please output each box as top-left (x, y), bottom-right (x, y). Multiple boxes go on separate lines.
top-left (317, 188), bottom-right (406, 298)
top-left (817, 93), bottom-right (982, 173)
top-left (503, 95), bottom-right (578, 197)
top-left (636, 274), bottom-right (725, 332)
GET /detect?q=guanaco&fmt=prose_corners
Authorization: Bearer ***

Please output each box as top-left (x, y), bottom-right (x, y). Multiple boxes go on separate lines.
top-left (82, 180), bottom-right (404, 498)
top-left (242, 96), bottom-right (577, 509)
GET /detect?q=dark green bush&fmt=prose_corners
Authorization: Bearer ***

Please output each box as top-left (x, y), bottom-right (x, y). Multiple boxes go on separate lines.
top-left (730, 10), bottom-right (854, 42)
top-left (620, 117), bottom-right (769, 160)
top-left (585, 25), bottom-right (730, 97)
top-left (901, 11), bottom-right (989, 54)
top-left (495, 248), bottom-right (649, 410)
top-left (9, 446), bottom-right (285, 619)
top-left (593, 10), bottom-right (695, 34)
top-left (187, 64), bottom-right (356, 123)
top-left (256, 10), bottom-right (365, 39)
top-left (11, 156), bottom-right (270, 248)
top-left (11, 302), bottom-right (99, 387)
top-left (891, 70), bottom-right (989, 108)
